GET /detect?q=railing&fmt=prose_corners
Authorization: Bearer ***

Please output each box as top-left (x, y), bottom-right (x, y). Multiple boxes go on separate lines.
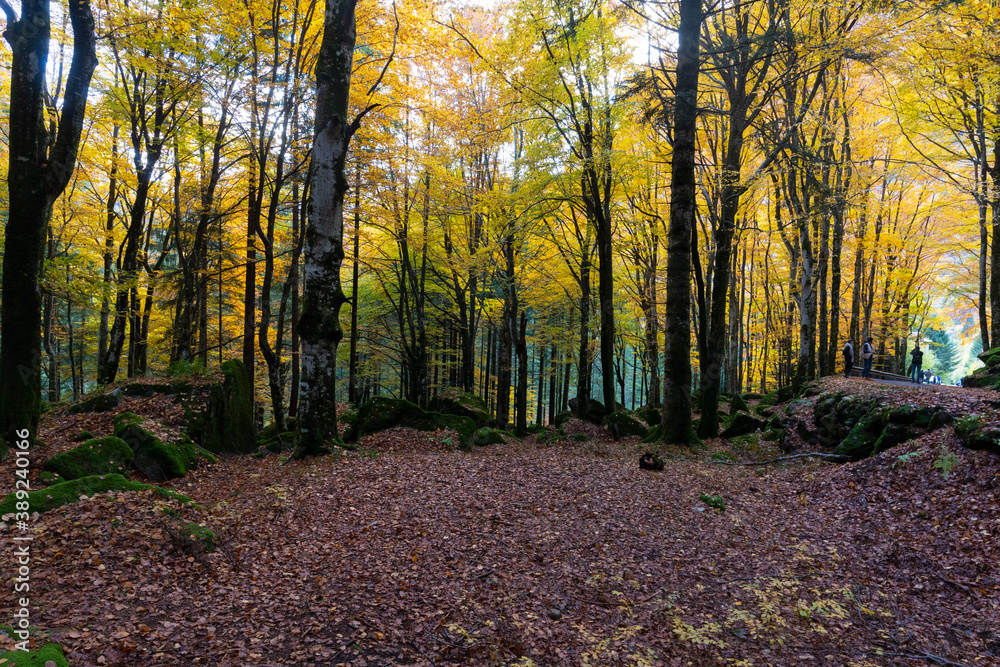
top-left (849, 367), bottom-right (911, 382)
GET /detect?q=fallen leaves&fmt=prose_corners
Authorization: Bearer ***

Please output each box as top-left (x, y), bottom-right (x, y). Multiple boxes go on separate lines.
top-left (0, 377), bottom-right (996, 665)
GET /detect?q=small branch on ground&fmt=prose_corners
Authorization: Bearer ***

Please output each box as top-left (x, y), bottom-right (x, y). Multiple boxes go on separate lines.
top-left (712, 452), bottom-right (851, 466)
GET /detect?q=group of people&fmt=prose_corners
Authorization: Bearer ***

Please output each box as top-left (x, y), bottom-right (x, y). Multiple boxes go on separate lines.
top-left (842, 337), bottom-right (932, 384)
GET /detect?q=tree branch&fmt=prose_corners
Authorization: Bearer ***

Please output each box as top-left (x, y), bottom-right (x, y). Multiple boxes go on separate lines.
top-left (711, 452), bottom-right (851, 465)
top-left (367, 0), bottom-right (398, 97)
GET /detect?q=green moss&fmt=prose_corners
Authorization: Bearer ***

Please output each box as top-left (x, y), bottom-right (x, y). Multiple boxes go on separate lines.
top-left (179, 523), bottom-right (216, 553)
top-left (350, 396), bottom-right (476, 442)
top-left (42, 436), bottom-right (134, 480)
top-left (65, 391), bottom-right (122, 414)
top-left (71, 430), bottom-right (94, 442)
top-left (553, 411), bottom-right (573, 428)
top-left (570, 433), bottom-right (590, 442)
top-left (730, 393), bottom-right (749, 414)
top-left (635, 408), bottom-right (660, 426)
top-left (0, 474), bottom-right (197, 517)
top-left (429, 389), bottom-right (491, 427)
top-left (834, 412), bottom-right (887, 460)
top-left (0, 642), bottom-right (70, 666)
top-left (473, 427), bottom-right (507, 446)
top-left (263, 431), bottom-right (298, 453)
top-left (114, 413), bottom-right (196, 481)
top-left (977, 346), bottom-right (1000, 363)
top-left (720, 412), bottom-right (764, 438)
top-left (200, 359), bottom-right (256, 454)
top-left (37, 471), bottom-right (64, 486)
top-left (699, 494), bottom-right (725, 511)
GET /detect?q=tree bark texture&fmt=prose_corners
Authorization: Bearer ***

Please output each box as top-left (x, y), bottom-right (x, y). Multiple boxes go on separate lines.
top-left (0, 0), bottom-right (97, 452)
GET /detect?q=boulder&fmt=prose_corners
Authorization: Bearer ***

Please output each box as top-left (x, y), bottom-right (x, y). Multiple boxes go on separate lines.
top-left (0, 473), bottom-right (196, 517)
top-left (568, 396), bottom-right (606, 424)
top-left (429, 389), bottom-right (491, 427)
top-left (553, 411), bottom-right (573, 428)
top-left (114, 412), bottom-right (199, 480)
top-left (65, 389), bottom-right (123, 414)
top-left (636, 407), bottom-right (661, 426)
top-left (953, 415), bottom-right (1000, 455)
top-left (833, 411), bottom-right (887, 460)
top-left (0, 642), bottom-right (71, 667)
top-left (472, 427), bottom-right (507, 446)
top-left (42, 437), bottom-right (133, 480)
top-left (605, 411), bottom-right (649, 438)
top-left (720, 412), bottom-right (764, 438)
top-left (347, 396), bottom-right (476, 443)
top-left (198, 359), bottom-right (256, 454)
top-left (730, 392), bottom-right (750, 414)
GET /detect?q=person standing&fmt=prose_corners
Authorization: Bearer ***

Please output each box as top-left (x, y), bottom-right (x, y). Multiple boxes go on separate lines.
top-left (910, 344), bottom-right (924, 384)
top-left (861, 337), bottom-right (875, 379)
top-left (843, 339), bottom-right (854, 378)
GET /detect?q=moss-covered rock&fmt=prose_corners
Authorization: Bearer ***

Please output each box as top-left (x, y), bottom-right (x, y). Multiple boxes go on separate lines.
top-left (114, 413), bottom-right (198, 481)
top-left (962, 367), bottom-right (998, 388)
top-left (834, 411), bottom-right (887, 460)
top-left (977, 346), bottom-right (1000, 364)
top-left (553, 411), bottom-right (573, 428)
top-left (179, 523), bottom-right (217, 553)
top-left (472, 427), bottom-right (507, 446)
top-left (65, 390), bottom-right (123, 414)
top-left (199, 359), bottom-right (256, 454)
top-left (730, 393), bottom-right (750, 414)
top-left (758, 385), bottom-right (794, 407)
top-left (720, 412), bottom-right (764, 438)
top-left (570, 433), bottom-right (591, 442)
top-left (953, 415), bottom-right (1000, 455)
top-left (42, 437), bottom-right (133, 480)
top-left (0, 473), bottom-right (196, 517)
top-left (263, 431), bottom-right (298, 453)
top-left (568, 396), bottom-right (606, 424)
top-left (71, 430), bottom-right (94, 442)
top-left (38, 471), bottom-right (64, 486)
top-left (605, 411), bottom-right (649, 438)
top-left (429, 389), bottom-right (491, 427)
top-left (258, 417), bottom-right (298, 444)
top-left (0, 642), bottom-right (71, 666)
top-left (347, 396), bottom-right (476, 443)
top-left (636, 407), bottom-right (660, 426)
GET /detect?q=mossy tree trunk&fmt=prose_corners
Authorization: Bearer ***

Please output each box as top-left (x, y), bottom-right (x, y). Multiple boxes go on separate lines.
top-left (293, 0), bottom-right (361, 458)
top-left (0, 0), bottom-right (97, 453)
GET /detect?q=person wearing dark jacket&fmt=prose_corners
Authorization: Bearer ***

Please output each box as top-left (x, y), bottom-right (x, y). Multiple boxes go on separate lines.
top-left (843, 340), bottom-right (854, 378)
top-left (910, 344), bottom-right (924, 383)
top-left (861, 337), bottom-right (875, 379)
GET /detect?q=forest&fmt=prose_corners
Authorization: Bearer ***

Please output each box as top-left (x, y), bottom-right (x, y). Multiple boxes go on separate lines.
top-left (1, 0), bottom-right (1000, 665)
top-left (0, 0), bottom-right (993, 438)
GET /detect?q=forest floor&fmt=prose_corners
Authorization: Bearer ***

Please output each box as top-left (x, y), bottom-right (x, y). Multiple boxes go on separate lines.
top-left (1, 377), bottom-right (999, 667)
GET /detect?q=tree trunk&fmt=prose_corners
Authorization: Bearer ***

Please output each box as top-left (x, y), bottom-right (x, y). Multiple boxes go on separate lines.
top-left (0, 0), bottom-right (97, 451)
top-left (659, 0), bottom-right (701, 446)
top-left (293, 0), bottom-right (360, 457)
top-left (515, 311), bottom-right (528, 437)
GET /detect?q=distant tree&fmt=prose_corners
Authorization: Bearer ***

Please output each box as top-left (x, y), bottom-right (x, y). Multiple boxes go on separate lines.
top-left (927, 329), bottom-right (958, 380)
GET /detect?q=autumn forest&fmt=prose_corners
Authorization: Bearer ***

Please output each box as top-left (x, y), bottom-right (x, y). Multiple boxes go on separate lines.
top-left (4, 0), bottom-right (1000, 664)
top-left (0, 0), bottom-right (995, 445)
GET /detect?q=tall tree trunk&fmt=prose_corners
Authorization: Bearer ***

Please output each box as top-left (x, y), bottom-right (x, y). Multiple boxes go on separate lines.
top-left (348, 164), bottom-right (361, 404)
top-left (0, 0), bottom-right (97, 451)
top-left (98, 123), bottom-right (119, 379)
top-left (659, 0), bottom-right (701, 447)
top-left (293, 0), bottom-right (361, 457)
top-left (515, 311), bottom-right (528, 437)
